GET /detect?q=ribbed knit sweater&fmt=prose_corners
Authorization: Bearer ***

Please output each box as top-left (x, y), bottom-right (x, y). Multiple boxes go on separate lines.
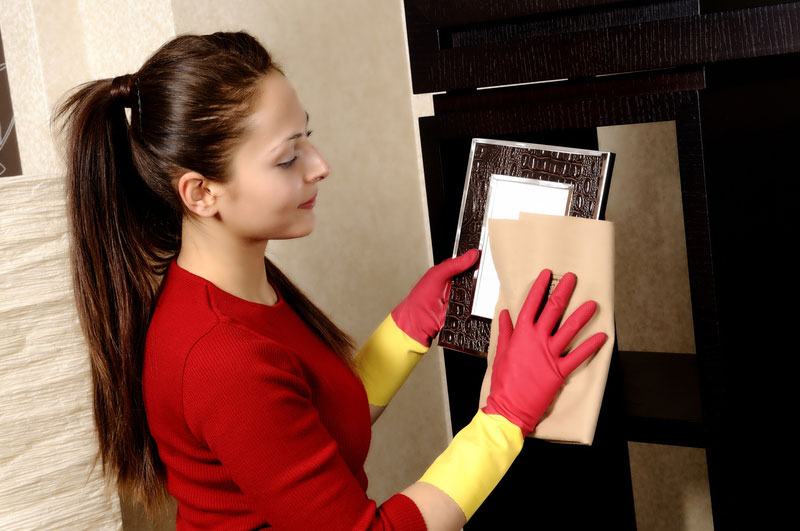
top-left (142, 257), bottom-right (428, 530)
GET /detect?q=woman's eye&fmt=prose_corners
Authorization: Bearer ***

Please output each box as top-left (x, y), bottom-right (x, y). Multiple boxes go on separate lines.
top-left (278, 156), bottom-right (297, 168)
top-left (277, 131), bottom-right (313, 168)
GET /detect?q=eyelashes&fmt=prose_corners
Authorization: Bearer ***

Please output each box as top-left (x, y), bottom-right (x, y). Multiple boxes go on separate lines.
top-left (278, 156), bottom-right (297, 168)
top-left (278, 130), bottom-right (314, 168)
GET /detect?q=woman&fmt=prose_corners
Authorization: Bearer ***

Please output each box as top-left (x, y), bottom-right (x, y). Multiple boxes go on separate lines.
top-left (51, 31), bottom-right (608, 530)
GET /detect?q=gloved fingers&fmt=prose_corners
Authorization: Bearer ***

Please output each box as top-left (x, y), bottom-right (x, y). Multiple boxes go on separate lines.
top-left (557, 331), bottom-right (608, 377)
top-left (517, 268), bottom-right (552, 327)
top-left (536, 271), bottom-right (577, 335)
top-left (495, 308), bottom-right (514, 360)
top-left (428, 248), bottom-right (481, 283)
top-left (549, 299), bottom-right (598, 358)
top-left (435, 280), bottom-right (453, 329)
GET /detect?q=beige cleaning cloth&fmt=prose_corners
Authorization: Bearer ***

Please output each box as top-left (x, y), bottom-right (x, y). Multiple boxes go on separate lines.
top-left (478, 212), bottom-right (615, 445)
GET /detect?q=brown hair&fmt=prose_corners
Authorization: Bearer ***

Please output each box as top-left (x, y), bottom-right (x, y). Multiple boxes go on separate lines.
top-left (49, 31), bottom-right (358, 522)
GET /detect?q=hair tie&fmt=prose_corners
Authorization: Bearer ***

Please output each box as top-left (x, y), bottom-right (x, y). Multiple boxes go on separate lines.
top-left (111, 73), bottom-right (143, 134)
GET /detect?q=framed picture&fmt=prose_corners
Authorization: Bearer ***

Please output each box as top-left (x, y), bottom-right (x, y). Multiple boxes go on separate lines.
top-left (437, 138), bottom-right (614, 357)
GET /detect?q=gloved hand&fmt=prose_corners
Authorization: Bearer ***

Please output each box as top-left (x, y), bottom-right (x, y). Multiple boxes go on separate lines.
top-left (417, 267), bottom-right (609, 522)
top-left (390, 248), bottom-right (482, 348)
top-left (354, 248), bottom-right (481, 407)
top-left (482, 267), bottom-right (609, 436)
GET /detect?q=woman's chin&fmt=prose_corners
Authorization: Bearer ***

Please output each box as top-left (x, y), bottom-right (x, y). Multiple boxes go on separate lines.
top-left (296, 216), bottom-right (315, 236)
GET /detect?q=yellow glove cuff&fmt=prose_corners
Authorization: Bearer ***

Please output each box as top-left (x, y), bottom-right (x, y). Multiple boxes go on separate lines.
top-left (418, 409), bottom-right (524, 522)
top-left (353, 312), bottom-right (430, 407)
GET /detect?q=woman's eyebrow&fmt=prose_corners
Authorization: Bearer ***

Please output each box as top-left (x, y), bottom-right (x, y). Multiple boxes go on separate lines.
top-left (270, 111), bottom-right (310, 152)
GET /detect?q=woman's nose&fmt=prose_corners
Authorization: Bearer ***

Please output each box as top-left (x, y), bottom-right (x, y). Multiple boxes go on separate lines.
top-left (308, 149), bottom-right (330, 182)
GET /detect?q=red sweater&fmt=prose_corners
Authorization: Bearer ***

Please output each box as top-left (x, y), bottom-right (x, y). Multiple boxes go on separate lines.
top-left (143, 257), bottom-right (428, 530)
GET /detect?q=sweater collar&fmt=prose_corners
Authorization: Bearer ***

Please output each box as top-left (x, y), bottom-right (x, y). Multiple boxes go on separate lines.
top-left (167, 256), bottom-right (287, 332)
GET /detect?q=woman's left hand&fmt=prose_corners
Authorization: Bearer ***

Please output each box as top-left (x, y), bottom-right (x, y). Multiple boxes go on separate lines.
top-left (390, 248), bottom-right (481, 347)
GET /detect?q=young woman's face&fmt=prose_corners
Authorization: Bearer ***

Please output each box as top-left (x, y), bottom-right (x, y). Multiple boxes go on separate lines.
top-left (219, 69), bottom-right (329, 241)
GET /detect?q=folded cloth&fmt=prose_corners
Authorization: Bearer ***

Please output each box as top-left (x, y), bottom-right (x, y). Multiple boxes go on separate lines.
top-left (478, 212), bottom-right (616, 445)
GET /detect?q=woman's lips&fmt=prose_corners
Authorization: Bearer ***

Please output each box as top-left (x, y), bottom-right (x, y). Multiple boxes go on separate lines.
top-left (298, 193), bottom-right (317, 208)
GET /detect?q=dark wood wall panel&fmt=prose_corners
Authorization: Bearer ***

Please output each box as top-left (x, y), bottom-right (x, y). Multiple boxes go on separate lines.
top-left (403, 1), bottom-right (795, 528)
top-left (405, 2), bottom-right (799, 93)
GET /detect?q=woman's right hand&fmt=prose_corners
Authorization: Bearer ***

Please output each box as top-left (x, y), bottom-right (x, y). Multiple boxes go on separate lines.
top-left (481, 268), bottom-right (609, 437)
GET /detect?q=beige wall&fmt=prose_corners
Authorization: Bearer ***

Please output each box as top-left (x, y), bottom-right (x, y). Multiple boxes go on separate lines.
top-left (1, 0), bottom-right (447, 528)
top-left (0, 1), bottom-right (711, 529)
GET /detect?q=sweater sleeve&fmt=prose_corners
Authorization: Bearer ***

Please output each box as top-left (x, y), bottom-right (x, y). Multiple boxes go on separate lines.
top-left (182, 323), bottom-right (427, 531)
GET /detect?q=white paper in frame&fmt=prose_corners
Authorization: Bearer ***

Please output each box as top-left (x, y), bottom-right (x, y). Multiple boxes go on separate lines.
top-left (472, 174), bottom-right (574, 319)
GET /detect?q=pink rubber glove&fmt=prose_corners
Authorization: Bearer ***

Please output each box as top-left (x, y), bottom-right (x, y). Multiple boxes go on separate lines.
top-left (482, 268), bottom-right (609, 436)
top-left (391, 248), bottom-right (481, 348)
